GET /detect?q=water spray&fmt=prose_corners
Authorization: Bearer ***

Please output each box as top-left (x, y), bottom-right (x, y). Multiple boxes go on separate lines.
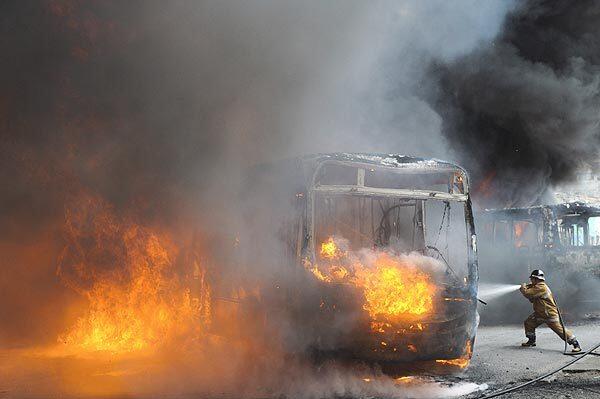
top-left (478, 284), bottom-right (521, 303)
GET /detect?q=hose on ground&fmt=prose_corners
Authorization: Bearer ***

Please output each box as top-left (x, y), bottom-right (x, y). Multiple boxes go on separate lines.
top-left (554, 292), bottom-right (570, 355)
top-left (478, 340), bottom-right (600, 398)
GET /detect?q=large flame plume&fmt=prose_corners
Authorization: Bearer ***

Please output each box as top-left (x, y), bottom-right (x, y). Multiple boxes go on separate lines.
top-left (57, 193), bottom-right (211, 354)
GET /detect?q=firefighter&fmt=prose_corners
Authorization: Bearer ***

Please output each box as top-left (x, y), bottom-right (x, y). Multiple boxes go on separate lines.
top-left (520, 269), bottom-right (581, 352)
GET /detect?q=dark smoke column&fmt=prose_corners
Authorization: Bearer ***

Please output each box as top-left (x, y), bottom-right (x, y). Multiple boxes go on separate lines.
top-left (426, 0), bottom-right (600, 208)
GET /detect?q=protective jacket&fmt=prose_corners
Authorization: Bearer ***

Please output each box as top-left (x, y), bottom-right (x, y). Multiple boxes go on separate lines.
top-left (520, 281), bottom-right (559, 321)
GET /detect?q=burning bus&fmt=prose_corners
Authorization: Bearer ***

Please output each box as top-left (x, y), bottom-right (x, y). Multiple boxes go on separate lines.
top-left (478, 202), bottom-right (600, 317)
top-left (232, 153), bottom-right (479, 369)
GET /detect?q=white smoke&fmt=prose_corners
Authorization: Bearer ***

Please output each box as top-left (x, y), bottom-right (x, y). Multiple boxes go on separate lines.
top-left (275, 367), bottom-right (489, 399)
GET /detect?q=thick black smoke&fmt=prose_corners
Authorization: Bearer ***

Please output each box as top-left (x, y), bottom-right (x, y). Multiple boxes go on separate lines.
top-left (428, 0), bottom-right (600, 208)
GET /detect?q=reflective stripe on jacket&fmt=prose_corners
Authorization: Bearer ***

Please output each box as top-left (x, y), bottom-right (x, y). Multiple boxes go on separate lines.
top-left (520, 281), bottom-right (559, 321)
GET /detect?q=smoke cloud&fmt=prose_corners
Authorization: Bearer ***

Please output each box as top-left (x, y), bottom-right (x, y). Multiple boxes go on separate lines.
top-left (0, 0), bottom-right (511, 343)
top-left (0, 0), bottom-right (554, 397)
top-left (427, 0), bottom-right (600, 208)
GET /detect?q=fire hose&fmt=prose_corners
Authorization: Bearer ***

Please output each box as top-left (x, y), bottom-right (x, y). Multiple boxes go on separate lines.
top-left (557, 302), bottom-right (569, 355)
top-left (478, 340), bottom-right (600, 398)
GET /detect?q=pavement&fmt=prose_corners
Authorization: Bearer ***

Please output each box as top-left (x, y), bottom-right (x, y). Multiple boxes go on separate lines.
top-left (1, 320), bottom-right (599, 398)
top-left (464, 319), bottom-right (600, 398)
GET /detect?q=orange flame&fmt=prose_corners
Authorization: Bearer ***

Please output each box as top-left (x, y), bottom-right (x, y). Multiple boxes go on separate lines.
top-left (330, 265), bottom-right (349, 280)
top-left (320, 236), bottom-right (342, 259)
top-left (58, 195), bottom-right (211, 353)
top-left (355, 254), bottom-right (435, 319)
top-left (308, 237), bottom-right (437, 322)
top-left (395, 376), bottom-right (416, 384)
top-left (513, 221), bottom-right (529, 248)
top-left (435, 340), bottom-right (472, 369)
top-left (435, 358), bottom-right (470, 368)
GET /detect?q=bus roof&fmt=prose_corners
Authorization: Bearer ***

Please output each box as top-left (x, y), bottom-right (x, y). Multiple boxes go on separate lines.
top-left (300, 152), bottom-right (466, 173)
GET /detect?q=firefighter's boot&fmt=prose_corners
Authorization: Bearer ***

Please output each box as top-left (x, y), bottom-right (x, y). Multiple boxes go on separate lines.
top-left (521, 337), bottom-right (536, 347)
top-left (569, 338), bottom-right (582, 353)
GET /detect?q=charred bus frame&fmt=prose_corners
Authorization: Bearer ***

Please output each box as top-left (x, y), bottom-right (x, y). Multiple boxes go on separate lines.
top-left (232, 153), bottom-right (480, 366)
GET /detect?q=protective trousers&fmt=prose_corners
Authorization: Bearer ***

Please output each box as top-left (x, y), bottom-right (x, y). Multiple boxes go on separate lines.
top-left (524, 313), bottom-right (575, 343)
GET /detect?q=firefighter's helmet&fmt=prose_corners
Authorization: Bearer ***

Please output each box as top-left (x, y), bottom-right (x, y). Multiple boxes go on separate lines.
top-left (530, 269), bottom-right (545, 281)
